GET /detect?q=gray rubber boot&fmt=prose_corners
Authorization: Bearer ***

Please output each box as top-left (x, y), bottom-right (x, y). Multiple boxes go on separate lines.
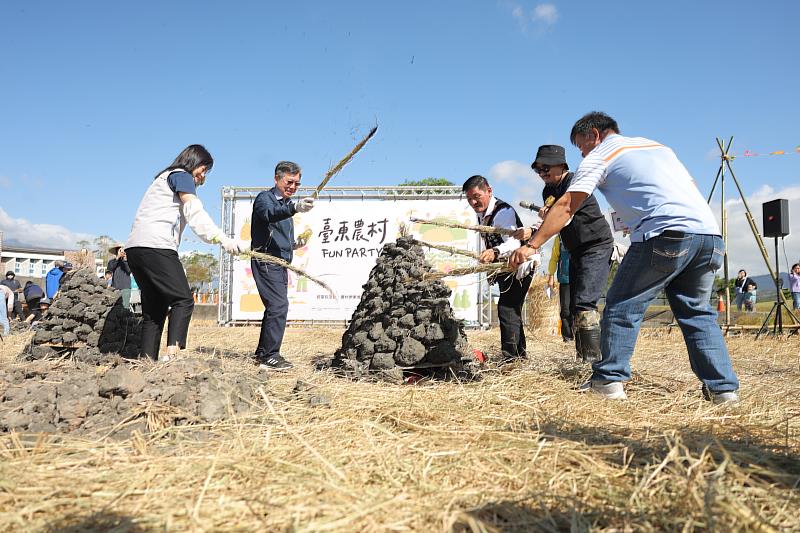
top-left (574, 310), bottom-right (602, 363)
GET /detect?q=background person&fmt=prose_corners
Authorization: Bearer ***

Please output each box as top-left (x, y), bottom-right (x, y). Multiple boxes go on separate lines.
top-left (23, 281), bottom-right (45, 322)
top-left (0, 284), bottom-right (13, 336)
top-left (125, 144), bottom-right (247, 362)
top-left (250, 161), bottom-right (314, 371)
top-left (733, 269), bottom-right (755, 311)
top-left (45, 261), bottom-right (72, 299)
top-left (0, 272), bottom-right (24, 321)
top-left (509, 111), bottom-right (739, 404)
top-left (514, 145), bottom-right (613, 362)
top-left (107, 244), bottom-right (132, 308)
top-left (744, 280), bottom-right (757, 313)
top-left (463, 175), bottom-right (533, 361)
top-left (548, 235), bottom-right (573, 343)
top-left (790, 263), bottom-right (800, 310)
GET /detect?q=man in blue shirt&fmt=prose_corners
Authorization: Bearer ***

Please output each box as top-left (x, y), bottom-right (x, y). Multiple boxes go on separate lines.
top-left (250, 161), bottom-right (314, 370)
top-left (45, 261), bottom-right (73, 299)
top-left (510, 111), bottom-right (739, 404)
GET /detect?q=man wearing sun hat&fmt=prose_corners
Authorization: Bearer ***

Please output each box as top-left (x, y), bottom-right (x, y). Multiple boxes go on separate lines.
top-left (513, 144), bottom-right (613, 364)
top-left (107, 243), bottom-right (132, 291)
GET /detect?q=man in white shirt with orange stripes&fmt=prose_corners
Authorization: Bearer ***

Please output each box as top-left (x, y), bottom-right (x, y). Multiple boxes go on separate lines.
top-left (509, 111), bottom-right (739, 404)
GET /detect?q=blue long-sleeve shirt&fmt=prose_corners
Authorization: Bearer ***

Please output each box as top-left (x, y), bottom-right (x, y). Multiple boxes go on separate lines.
top-left (251, 187), bottom-right (296, 262)
top-left (45, 268), bottom-right (64, 299)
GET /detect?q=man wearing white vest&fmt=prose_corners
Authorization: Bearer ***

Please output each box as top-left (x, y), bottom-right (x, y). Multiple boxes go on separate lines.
top-left (126, 144), bottom-right (247, 362)
top-left (509, 112), bottom-right (739, 404)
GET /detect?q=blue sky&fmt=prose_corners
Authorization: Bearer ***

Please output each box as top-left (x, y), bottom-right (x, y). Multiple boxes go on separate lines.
top-left (1, 1), bottom-right (798, 275)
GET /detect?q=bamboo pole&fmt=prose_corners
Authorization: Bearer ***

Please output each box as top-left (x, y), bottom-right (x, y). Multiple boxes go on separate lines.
top-left (410, 238), bottom-right (480, 259)
top-left (311, 126), bottom-right (378, 200)
top-left (243, 250), bottom-right (336, 296)
top-left (409, 217), bottom-right (516, 237)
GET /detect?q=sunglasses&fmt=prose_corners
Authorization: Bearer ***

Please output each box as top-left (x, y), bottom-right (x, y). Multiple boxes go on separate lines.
top-left (534, 165), bottom-right (551, 175)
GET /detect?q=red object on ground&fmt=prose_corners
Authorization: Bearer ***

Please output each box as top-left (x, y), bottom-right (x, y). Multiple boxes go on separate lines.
top-left (472, 349), bottom-right (486, 363)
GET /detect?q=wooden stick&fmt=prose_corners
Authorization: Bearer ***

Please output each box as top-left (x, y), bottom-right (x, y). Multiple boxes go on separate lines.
top-left (243, 250), bottom-right (336, 296)
top-left (409, 217), bottom-right (517, 237)
top-left (311, 125), bottom-right (378, 199)
top-left (423, 262), bottom-right (512, 281)
top-left (410, 238), bottom-right (480, 259)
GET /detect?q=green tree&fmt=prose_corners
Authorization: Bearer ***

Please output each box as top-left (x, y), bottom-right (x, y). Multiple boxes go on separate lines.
top-left (399, 177), bottom-right (455, 187)
top-left (182, 252), bottom-right (218, 292)
top-left (75, 239), bottom-right (91, 250)
top-left (93, 235), bottom-right (114, 260)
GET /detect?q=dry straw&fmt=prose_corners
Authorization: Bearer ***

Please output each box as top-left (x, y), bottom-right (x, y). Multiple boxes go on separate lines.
top-left (311, 125), bottom-right (378, 200)
top-left (243, 250), bottom-right (335, 296)
top-left (411, 238), bottom-right (480, 259)
top-left (423, 262), bottom-right (511, 281)
top-left (409, 217), bottom-right (518, 237)
top-left (0, 322), bottom-right (798, 531)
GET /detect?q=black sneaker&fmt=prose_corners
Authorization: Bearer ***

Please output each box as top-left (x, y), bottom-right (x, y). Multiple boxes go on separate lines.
top-left (258, 354), bottom-right (293, 371)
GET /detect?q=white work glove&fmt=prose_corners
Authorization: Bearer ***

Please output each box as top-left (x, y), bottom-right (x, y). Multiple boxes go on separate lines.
top-left (294, 197), bottom-right (314, 213)
top-left (220, 236), bottom-right (246, 255)
top-left (515, 253), bottom-right (541, 280)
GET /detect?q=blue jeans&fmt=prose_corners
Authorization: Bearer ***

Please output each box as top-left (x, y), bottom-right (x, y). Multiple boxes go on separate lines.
top-left (792, 292), bottom-right (800, 310)
top-left (0, 293), bottom-right (9, 336)
top-left (593, 233), bottom-right (739, 393)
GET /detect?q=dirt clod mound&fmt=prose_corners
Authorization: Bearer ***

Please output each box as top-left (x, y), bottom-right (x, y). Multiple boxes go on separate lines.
top-left (332, 236), bottom-right (474, 381)
top-left (0, 357), bottom-right (256, 438)
top-left (24, 268), bottom-right (142, 362)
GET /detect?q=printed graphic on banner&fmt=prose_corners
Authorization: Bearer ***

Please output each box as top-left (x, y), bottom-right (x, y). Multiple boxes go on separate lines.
top-left (231, 199), bottom-right (480, 322)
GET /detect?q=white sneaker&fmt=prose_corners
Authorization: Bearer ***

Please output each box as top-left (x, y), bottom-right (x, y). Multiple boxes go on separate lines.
top-left (710, 391), bottom-right (739, 405)
top-left (578, 380), bottom-right (627, 400)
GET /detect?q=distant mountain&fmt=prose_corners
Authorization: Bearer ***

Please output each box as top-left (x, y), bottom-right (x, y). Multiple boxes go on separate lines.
top-left (750, 273), bottom-right (791, 302)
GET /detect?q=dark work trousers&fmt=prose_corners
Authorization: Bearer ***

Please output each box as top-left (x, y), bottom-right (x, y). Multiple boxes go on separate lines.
top-left (251, 259), bottom-right (289, 358)
top-left (558, 283), bottom-right (574, 341)
top-left (496, 272), bottom-right (533, 359)
top-left (568, 243), bottom-right (613, 316)
top-left (10, 296), bottom-right (23, 320)
top-left (26, 297), bottom-right (42, 321)
top-left (126, 247), bottom-right (194, 359)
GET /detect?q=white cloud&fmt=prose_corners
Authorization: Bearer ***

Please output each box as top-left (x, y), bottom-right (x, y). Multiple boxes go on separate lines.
top-left (505, 2), bottom-right (559, 31)
top-left (532, 3), bottom-right (559, 25)
top-left (0, 207), bottom-right (96, 250)
top-left (710, 184), bottom-right (800, 277)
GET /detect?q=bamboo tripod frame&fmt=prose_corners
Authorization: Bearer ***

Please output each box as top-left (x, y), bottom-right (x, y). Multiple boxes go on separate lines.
top-left (707, 137), bottom-right (799, 328)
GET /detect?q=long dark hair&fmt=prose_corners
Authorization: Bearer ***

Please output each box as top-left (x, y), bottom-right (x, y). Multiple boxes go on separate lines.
top-left (155, 144), bottom-right (213, 178)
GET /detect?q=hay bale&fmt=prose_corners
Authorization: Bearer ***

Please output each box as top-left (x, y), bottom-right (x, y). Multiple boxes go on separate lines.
top-left (526, 276), bottom-right (560, 334)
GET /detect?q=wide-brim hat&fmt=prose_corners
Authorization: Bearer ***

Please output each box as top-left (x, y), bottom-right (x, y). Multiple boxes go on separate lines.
top-left (532, 145), bottom-right (568, 170)
top-left (108, 243), bottom-right (124, 254)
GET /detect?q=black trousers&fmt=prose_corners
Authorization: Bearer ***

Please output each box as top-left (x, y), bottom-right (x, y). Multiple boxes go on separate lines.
top-left (558, 283), bottom-right (574, 341)
top-left (10, 297), bottom-right (23, 320)
top-left (126, 247), bottom-right (194, 359)
top-left (568, 243), bottom-right (613, 316)
top-left (496, 272), bottom-right (533, 359)
top-left (26, 297), bottom-right (42, 321)
top-left (251, 259), bottom-right (289, 358)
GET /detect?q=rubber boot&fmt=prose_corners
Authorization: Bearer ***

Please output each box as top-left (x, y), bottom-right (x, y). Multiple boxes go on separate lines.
top-left (574, 310), bottom-right (602, 363)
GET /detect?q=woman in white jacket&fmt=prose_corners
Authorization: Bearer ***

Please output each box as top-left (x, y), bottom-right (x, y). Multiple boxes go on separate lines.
top-left (125, 144), bottom-right (246, 361)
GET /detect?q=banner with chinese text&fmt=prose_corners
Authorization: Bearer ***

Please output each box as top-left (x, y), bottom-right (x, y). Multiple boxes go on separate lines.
top-left (230, 198), bottom-right (481, 322)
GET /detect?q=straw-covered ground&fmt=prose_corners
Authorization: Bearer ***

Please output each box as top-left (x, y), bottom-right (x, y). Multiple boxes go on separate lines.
top-left (0, 323), bottom-right (798, 532)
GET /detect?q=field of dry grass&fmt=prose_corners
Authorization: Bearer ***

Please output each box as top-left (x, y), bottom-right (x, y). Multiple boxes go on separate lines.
top-left (1, 323), bottom-right (798, 532)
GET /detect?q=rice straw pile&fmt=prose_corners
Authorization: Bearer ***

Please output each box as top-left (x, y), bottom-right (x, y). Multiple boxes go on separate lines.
top-left (0, 324), bottom-right (798, 531)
